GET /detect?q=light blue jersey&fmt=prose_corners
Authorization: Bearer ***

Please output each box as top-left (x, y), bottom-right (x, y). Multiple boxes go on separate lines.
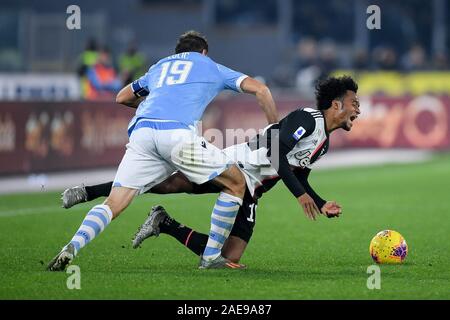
top-left (128, 52), bottom-right (247, 133)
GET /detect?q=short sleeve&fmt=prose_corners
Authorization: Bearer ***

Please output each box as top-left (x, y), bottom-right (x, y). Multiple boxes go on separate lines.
top-left (216, 63), bottom-right (248, 93)
top-left (131, 70), bottom-right (150, 97)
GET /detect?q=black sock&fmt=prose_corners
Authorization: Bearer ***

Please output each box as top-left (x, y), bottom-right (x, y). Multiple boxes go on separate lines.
top-left (85, 182), bottom-right (113, 201)
top-left (159, 216), bottom-right (208, 256)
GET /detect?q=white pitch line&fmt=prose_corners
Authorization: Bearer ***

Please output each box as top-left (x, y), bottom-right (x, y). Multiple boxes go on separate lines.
top-left (0, 193), bottom-right (201, 218)
top-left (0, 150), bottom-right (432, 195)
top-left (0, 205), bottom-right (63, 218)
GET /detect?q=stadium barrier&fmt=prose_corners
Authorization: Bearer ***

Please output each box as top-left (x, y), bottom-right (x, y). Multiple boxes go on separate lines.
top-left (0, 95), bottom-right (449, 175)
top-left (0, 74), bottom-right (81, 101)
top-left (3, 71), bottom-right (449, 101)
top-left (205, 94), bottom-right (450, 149)
top-left (0, 102), bottom-right (133, 175)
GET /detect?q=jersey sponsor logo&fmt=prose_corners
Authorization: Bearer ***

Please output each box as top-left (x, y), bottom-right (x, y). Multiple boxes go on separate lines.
top-left (293, 150), bottom-right (311, 168)
top-left (292, 126), bottom-right (306, 141)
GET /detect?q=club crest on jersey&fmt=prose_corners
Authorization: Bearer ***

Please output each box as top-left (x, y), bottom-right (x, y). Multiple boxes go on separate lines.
top-left (293, 126), bottom-right (306, 141)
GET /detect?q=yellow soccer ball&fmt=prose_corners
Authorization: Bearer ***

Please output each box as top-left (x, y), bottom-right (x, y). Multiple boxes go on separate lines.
top-left (369, 230), bottom-right (408, 264)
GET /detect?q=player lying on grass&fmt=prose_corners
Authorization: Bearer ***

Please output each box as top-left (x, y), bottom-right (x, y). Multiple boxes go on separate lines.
top-left (61, 75), bottom-right (360, 265)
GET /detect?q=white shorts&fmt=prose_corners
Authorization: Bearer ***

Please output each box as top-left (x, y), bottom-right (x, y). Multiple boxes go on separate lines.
top-left (222, 143), bottom-right (279, 197)
top-left (113, 119), bottom-right (233, 194)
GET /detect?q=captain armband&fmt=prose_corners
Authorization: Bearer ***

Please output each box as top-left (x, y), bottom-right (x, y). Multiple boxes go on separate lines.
top-left (131, 80), bottom-right (150, 97)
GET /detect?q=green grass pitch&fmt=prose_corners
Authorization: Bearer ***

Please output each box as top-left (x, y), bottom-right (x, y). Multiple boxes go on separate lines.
top-left (1, 154), bottom-right (449, 299)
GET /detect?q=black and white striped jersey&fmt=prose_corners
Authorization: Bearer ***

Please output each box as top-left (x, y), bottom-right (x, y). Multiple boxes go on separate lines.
top-left (247, 107), bottom-right (329, 199)
top-left (284, 107), bottom-right (329, 169)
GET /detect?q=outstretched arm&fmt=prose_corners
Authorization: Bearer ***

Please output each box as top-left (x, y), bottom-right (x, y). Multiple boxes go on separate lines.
top-left (272, 142), bottom-right (320, 221)
top-left (293, 168), bottom-right (326, 209)
top-left (267, 110), bottom-right (321, 220)
top-left (240, 77), bottom-right (279, 124)
top-left (294, 168), bottom-right (342, 218)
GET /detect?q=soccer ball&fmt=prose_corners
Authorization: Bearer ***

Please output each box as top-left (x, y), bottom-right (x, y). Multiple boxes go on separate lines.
top-left (369, 230), bottom-right (408, 264)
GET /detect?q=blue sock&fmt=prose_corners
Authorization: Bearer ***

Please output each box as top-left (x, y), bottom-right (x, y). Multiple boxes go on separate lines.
top-left (67, 204), bottom-right (113, 255)
top-left (203, 192), bottom-right (242, 261)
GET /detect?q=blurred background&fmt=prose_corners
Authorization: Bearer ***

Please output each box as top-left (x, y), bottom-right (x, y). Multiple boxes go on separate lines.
top-left (0, 0), bottom-right (448, 191)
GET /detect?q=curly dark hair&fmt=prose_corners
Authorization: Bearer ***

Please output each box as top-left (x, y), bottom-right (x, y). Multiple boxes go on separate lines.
top-left (175, 30), bottom-right (208, 54)
top-left (315, 76), bottom-right (358, 110)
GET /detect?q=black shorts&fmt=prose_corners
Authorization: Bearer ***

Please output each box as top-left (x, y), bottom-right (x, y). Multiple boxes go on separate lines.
top-left (191, 183), bottom-right (257, 243)
top-left (229, 190), bottom-right (257, 243)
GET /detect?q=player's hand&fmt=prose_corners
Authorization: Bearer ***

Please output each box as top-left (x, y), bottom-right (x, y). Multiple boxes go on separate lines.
top-left (321, 201), bottom-right (342, 218)
top-left (298, 193), bottom-right (321, 221)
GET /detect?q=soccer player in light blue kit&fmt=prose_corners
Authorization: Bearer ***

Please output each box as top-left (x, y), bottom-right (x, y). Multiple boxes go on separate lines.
top-left (48, 31), bottom-right (278, 270)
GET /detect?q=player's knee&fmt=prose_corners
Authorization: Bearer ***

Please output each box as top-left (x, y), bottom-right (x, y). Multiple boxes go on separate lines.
top-left (229, 167), bottom-right (246, 194)
top-left (103, 198), bottom-right (122, 219)
top-left (103, 189), bottom-right (135, 219)
top-left (235, 175), bottom-right (246, 194)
